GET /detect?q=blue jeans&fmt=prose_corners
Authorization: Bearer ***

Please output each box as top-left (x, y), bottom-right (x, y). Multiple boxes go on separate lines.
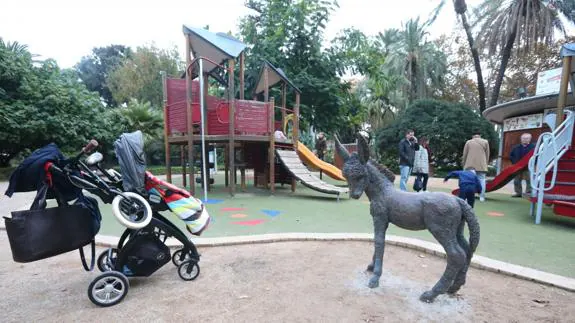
top-left (399, 165), bottom-right (411, 191)
top-left (476, 171), bottom-right (486, 199)
top-left (459, 184), bottom-right (476, 208)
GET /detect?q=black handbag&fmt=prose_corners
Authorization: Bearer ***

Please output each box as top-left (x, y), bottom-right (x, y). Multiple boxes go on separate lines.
top-left (413, 174), bottom-right (423, 192)
top-left (4, 183), bottom-right (96, 270)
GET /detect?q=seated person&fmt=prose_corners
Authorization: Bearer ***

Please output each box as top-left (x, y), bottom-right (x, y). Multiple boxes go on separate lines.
top-left (274, 128), bottom-right (289, 142)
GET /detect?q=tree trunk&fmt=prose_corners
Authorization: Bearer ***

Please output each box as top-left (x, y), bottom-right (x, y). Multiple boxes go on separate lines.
top-left (490, 29), bottom-right (517, 108)
top-left (459, 12), bottom-right (487, 112)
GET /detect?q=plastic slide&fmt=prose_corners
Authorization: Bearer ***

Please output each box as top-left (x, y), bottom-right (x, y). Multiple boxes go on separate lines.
top-left (452, 150), bottom-right (534, 195)
top-left (296, 141), bottom-right (346, 181)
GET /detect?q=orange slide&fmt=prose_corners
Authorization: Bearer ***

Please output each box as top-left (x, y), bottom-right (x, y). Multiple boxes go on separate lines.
top-left (296, 141), bottom-right (346, 181)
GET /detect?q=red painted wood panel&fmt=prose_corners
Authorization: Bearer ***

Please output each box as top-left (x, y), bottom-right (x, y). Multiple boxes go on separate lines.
top-left (207, 101), bottom-right (230, 135)
top-left (235, 100), bottom-right (269, 135)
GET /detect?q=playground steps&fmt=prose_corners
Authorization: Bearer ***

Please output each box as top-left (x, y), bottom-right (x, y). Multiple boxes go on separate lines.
top-left (534, 147), bottom-right (575, 218)
top-left (275, 149), bottom-right (349, 199)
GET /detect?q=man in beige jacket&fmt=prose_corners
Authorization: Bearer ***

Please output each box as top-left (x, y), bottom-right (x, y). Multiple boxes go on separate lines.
top-left (462, 129), bottom-right (490, 202)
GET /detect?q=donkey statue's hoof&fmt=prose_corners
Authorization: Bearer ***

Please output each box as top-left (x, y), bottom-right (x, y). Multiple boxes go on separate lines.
top-left (366, 264), bottom-right (374, 272)
top-left (419, 291), bottom-right (436, 303)
top-left (368, 277), bottom-right (379, 288)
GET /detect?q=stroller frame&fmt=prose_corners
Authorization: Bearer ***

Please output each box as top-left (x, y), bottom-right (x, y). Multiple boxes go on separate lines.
top-left (45, 142), bottom-right (204, 307)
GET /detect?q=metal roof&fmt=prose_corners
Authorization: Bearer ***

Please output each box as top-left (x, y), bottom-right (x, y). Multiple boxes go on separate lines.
top-left (182, 25), bottom-right (246, 82)
top-left (253, 60), bottom-right (301, 95)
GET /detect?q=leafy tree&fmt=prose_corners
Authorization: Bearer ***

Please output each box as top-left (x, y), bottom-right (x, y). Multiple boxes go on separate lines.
top-left (433, 32), bottom-right (481, 109)
top-left (451, 0), bottom-right (487, 111)
top-left (473, 0), bottom-right (574, 107)
top-left (105, 99), bottom-right (165, 164)
top-left (388, 17), bottom-right (448, 104)
top-left (497, 36), bottom-right (575, 102)
top-left (375, 99), bottom-right (498, 171)
top-left (0, 40), bottom-right (113, 166)
top-left (239, 0), bottom-right (353, 134)
top-left (75, 45), bottom-right (132, 107)
top-left (107, 44), bottom-right (183, 108)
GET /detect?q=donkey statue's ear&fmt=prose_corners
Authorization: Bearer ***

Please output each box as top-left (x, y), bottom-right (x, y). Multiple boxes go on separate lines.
top-left (334, 133), bottom-right (350, 162)
top-left (356, 132), bottom-right (369, 165)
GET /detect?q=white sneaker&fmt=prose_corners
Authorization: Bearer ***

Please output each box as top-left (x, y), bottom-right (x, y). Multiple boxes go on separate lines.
top-left (479, 197), bottom-right (485, 202)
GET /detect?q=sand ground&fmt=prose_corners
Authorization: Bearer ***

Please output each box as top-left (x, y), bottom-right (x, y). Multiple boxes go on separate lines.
top-left (1, 231), bottom-right (572, 323)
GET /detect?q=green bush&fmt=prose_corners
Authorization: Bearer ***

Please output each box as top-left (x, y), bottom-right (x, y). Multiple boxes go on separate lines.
top-left (375, 99), bottom-right (498, 170)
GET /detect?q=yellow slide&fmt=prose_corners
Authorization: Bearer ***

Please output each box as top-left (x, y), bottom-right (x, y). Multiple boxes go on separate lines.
top-left (296, 141), bottom-right (346, 182)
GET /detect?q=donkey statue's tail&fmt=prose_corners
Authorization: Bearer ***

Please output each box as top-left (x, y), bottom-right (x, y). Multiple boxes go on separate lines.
top-left (457, 198), bottom-right (480, 259)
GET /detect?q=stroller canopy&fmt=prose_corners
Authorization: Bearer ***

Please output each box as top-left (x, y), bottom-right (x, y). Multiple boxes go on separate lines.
top-left (114, 131), bottom-right (147, 195)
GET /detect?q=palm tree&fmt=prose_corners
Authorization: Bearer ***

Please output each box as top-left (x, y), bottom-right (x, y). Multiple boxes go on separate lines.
top-left (473, 0), bottom-right (572, 107)
top-left (389, 18), bottom-right (448, 103)
top-left (452, 0), bottom-right (488, 111)
top-left (119, 99), bottom-right (164, 143)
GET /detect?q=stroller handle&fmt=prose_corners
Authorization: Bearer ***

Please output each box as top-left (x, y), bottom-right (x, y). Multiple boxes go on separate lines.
top-left (82, 139), bottom-right (99, 154)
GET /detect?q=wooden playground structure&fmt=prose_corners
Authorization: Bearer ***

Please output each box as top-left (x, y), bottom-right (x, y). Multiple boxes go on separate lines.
top-left (162, 26), bottom-right (348, 199)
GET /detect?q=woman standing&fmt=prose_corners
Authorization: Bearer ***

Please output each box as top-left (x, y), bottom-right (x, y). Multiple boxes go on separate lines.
top-left (412, 136), bottom-right (430, 192)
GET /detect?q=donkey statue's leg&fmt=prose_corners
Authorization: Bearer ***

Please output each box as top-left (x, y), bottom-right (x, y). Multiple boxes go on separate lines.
top-left (368, 219), bottom-right (389, 288)
top-left (420, 226), bottom-right (466, 302)
top-left (447, 222), bottom-right (471, 294)
top-left (367, 254), bottom-right (375, 272)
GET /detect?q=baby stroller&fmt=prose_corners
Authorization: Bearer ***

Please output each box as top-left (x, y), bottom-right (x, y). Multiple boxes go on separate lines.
top-left (4, 132), bottom-right (210, 308)
top-left (82, 131), bottom-right (211, 307)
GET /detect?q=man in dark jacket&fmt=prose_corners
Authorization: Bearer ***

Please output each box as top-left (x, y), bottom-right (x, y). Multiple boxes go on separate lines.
top-left (509, 133), bottom-right (535, 197)
top-left (398, 129), bottom-right (419, 191)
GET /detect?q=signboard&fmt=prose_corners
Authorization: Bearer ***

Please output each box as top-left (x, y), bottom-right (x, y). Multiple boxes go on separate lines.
top-left (536, 67), bottom-right (572, 96)
top-left (503, 113), bottom-right (543, 132)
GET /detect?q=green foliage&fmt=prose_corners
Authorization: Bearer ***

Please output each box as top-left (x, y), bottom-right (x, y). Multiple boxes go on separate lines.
top-left (375, 99), bottom-right (498, 169)
top-left (0, 40), bottom-right (112, 166)
top-left (75, 45), bottom-right (132, 107)
top-left (103, 99), bottom-right (165, 165)
top-left (239, 0), bottom-right (356, 134)
top-left (107, 44), bottom-right (183, 108)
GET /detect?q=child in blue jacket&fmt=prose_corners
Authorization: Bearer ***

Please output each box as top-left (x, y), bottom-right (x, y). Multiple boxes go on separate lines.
top-left (444, 167), bottom-right (483, 208)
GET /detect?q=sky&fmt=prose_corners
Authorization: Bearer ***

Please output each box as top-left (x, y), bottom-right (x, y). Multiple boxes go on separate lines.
top-left (0, 0), bottom-right (480, 68)
top-left (0, 0), bottom-right (573, 69)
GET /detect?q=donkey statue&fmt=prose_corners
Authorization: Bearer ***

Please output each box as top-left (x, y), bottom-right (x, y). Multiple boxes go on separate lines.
top-left (335, 133), bottom-right (480, 303)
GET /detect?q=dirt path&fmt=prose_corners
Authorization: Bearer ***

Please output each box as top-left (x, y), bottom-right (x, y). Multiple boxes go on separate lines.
top-left (0, 232), bottom-right (572, 322)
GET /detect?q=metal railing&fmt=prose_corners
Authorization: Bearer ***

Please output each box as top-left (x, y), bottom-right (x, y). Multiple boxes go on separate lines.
top-left (529, 110), bottom-right (575, 224)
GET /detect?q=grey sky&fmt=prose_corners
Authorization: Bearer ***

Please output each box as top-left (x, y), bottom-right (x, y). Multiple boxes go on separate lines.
top-left (0, 0), bottom-right (572, 68)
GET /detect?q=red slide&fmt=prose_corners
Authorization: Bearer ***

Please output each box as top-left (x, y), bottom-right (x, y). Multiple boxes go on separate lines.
top-left (452, 150), bottom-right (534, 195)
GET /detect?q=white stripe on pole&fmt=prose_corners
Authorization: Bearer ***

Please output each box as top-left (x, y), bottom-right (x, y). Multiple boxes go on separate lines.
top-left (199, 58), bottom-right (208, 201)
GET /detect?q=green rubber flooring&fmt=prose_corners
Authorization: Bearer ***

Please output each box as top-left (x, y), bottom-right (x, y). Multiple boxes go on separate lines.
top-left (85, 173), bottom-right (575, 278)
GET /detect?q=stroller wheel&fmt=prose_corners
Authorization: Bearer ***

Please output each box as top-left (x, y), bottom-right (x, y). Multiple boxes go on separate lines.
top-left (97, 248), bottom-right (118, 272)
top-left (171, 249), bottom-right (192, 267)
top-left (178, 260), bottom-right (200, 281)
top-left (111, 192), bottom-right (152, 229)
top-left (88, 271), bottom-right (129, 307)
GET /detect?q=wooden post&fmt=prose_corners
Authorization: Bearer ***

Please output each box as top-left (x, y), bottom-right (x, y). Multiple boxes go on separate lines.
top-left (294, 93), bottom-right (300, 148)
top-left (292, 93), bottom-right (300, 192)
top-left (181, 145), bottom-right (187, 187)
top-left (228, 59), bottom-right (236, 196)
top-left (269, 97), bottom-right (275, 194)
top-left (281, 82), bottom-right (287, 134)
top-left (264, 65), bottom-right (269, 103)
top-left (185, 35), bottom-right (195, 195)
top-left (224, 144), bottom-right (229, 187)
top-left (161, 71), bottom-right (171, 184)
top-left (556, 56), bottom-right (572, 126)
top-left (239, 52), bottom-right (245, 100)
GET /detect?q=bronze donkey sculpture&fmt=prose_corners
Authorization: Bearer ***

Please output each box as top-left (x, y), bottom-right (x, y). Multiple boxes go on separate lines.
top-left (335, 134), bottom-right (480, 303)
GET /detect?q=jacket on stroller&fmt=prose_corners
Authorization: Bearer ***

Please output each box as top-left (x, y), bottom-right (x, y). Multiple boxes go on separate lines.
top-left (114, 131), bottom-right (210, 235)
